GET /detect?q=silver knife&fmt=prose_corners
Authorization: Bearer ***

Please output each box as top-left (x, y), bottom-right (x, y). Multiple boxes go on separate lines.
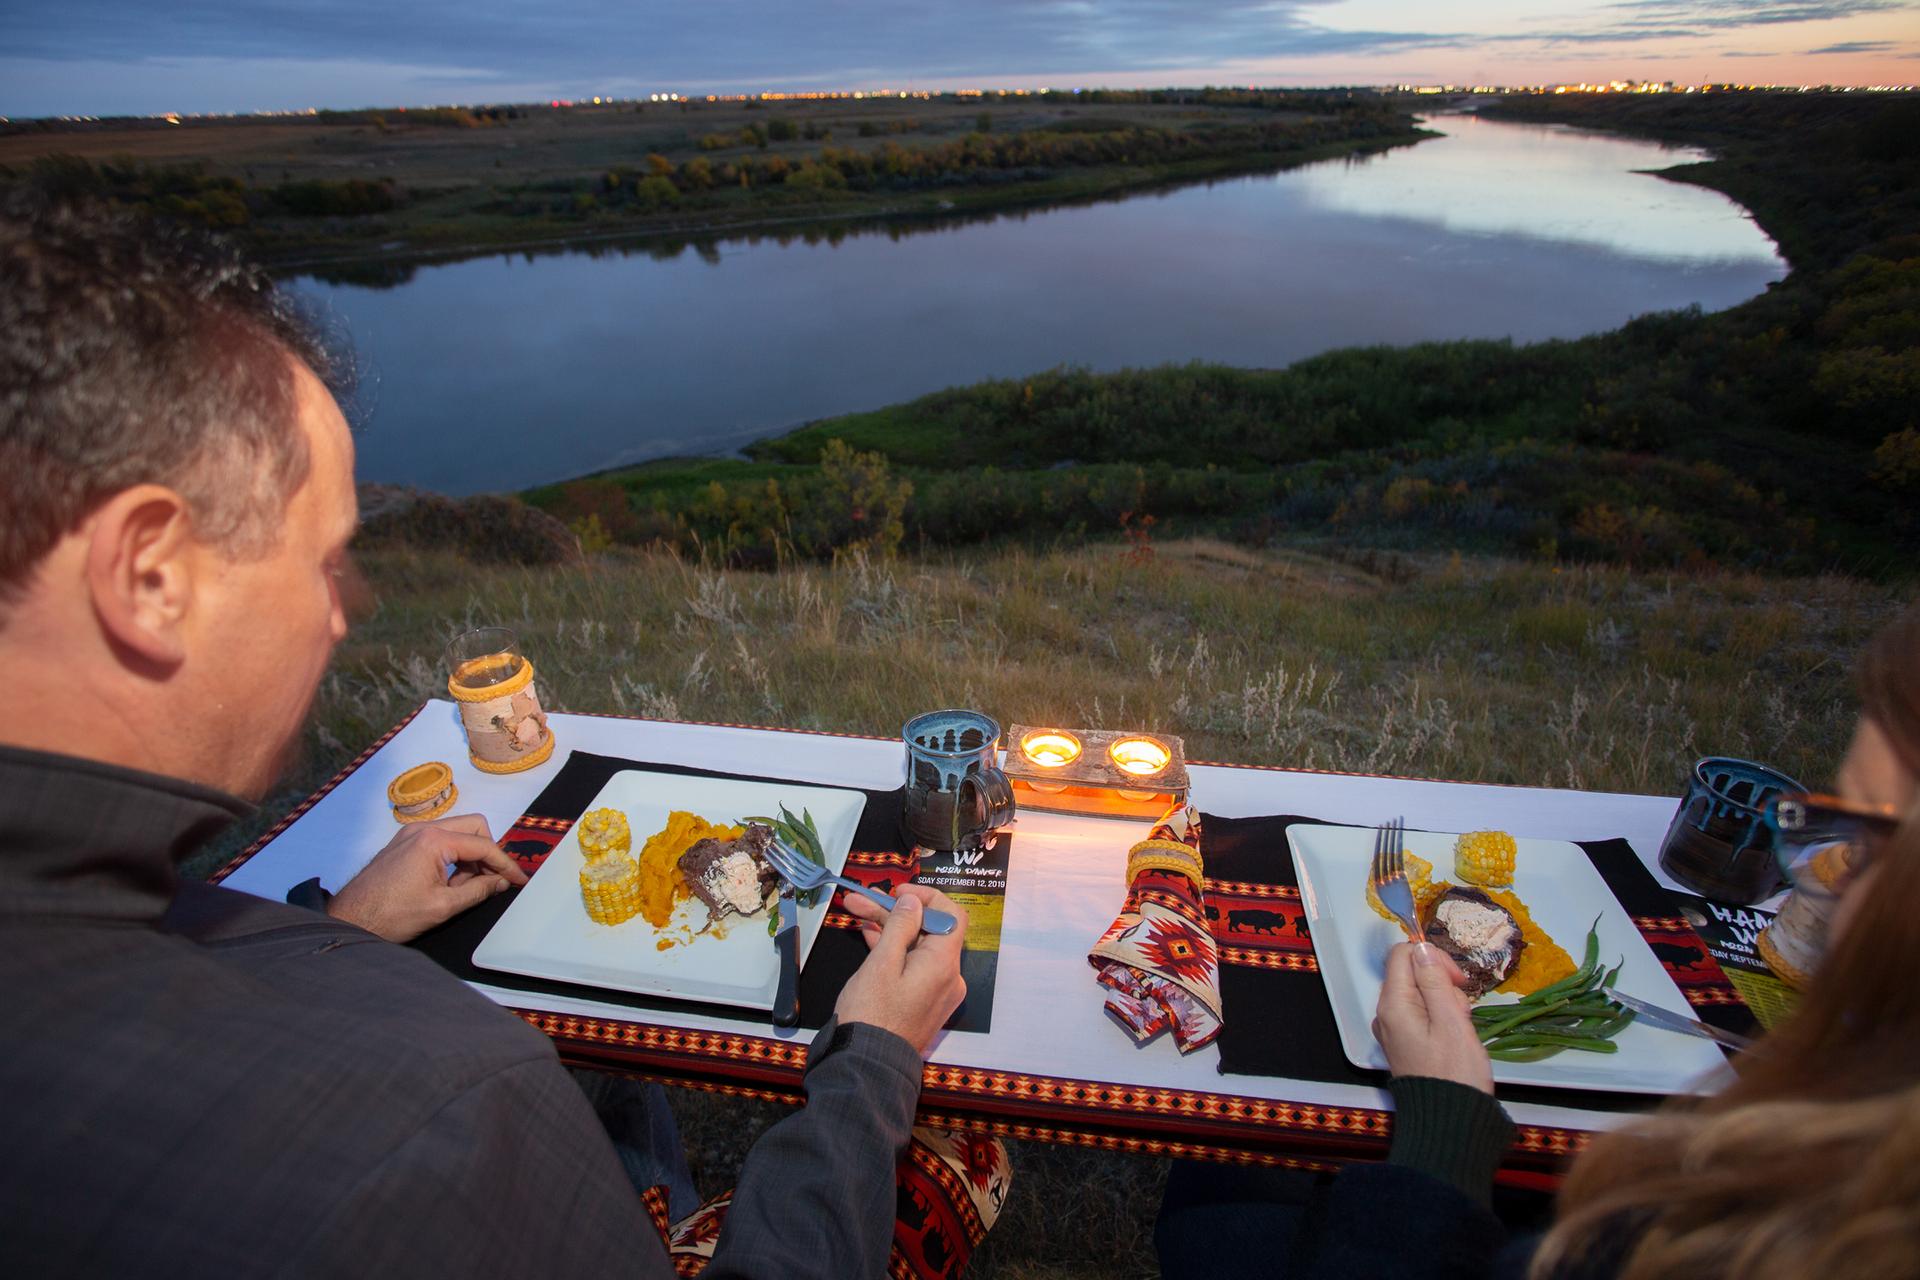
top-left (1601, 986), bottom-right (1757, 1053)
top-left (771, 877), bottom-right (800, 1028)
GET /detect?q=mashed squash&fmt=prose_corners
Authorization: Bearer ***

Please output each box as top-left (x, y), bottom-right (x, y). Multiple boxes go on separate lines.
top-left (1484, 888), bottom-right (1576, 996)
top-left (635, 811), bottom-right (744, 927)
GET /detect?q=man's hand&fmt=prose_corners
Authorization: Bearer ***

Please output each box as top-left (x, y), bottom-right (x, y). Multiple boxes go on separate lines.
top-left (835, 884), bottom-right (968, 1056)
top-left (327, 814), bottom-right (528, 943)
top-left (1372, 940), bottom-right (1494, 1095)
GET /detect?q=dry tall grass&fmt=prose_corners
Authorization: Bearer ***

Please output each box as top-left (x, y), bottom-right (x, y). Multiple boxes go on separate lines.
top-left (296, 538), bottom-right (1886, 799)
top-left (199, 539), bottom-right (1903, 1279)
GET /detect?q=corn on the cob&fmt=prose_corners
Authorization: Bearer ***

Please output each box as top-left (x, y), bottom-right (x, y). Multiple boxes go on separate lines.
top-left (1366, 851), bottom-right (1434, 922)
top-left (578, 807), bottom-right (632, 861)
top-left (1454, 830), bottom-right (1517, 888)
top-left (580, 853), bottom-right (644, 925)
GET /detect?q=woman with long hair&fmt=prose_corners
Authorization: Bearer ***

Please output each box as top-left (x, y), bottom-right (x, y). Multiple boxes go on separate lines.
top-left (1527, 604), bottom-right (1920, 1279)
top-left (1156, 602), bottom-right (1920, 1279)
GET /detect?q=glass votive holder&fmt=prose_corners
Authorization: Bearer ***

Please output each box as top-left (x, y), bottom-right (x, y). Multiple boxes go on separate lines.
top-left (445, 626), bottom-right (556, 774)
top-left (1109, 736), bottom-right (1171, 800)
top-left (1020, 730), bottom-right (1081, 792)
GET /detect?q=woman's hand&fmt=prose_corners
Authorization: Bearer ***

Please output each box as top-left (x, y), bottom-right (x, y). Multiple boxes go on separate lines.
top-left (1372, 940), bottom-right (1494, 1095)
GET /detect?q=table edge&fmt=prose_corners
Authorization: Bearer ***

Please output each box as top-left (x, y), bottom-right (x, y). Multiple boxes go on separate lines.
top-left (513, 1004), bottom-right (1595, 1172)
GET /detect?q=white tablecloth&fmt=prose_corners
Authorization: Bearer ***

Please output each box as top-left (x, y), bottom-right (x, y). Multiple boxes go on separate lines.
top-left (220, 699), bottom-right (1707, 1135)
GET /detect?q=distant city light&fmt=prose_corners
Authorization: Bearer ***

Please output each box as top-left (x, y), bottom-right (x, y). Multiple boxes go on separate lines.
top-left (26, 78), bottom-right (1920, 126)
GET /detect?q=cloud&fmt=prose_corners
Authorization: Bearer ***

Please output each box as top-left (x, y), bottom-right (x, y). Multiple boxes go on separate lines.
top-left (1805, 39), bottom-right (1900, 52)
top-left (5, 0), bottom-right (1914, 116)
top-left (1599, 0), bottom-right (1907, 27)
top-left (6, 1), bottom-right (1460, 81)
top-left (1496, 0), bottom-right (1914, 46)
top-left (4, 0), bottom-right (1486, 113)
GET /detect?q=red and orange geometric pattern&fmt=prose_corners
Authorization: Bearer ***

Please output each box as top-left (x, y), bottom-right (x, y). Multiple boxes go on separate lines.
top-left (655, 1127), bottom-right (1010, 1279)
top-left (1089, 806), bottom-right (1223, 1053)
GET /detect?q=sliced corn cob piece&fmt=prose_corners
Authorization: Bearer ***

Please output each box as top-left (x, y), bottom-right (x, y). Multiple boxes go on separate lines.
top-left (1365, 850), bottom-right (1434, 922)
top-left (578, 807), bottom-right (632, 861)
top-left (580, 853), bottom-right (643, 925)
top-left (1454, 830), bottom-right (1518, 888)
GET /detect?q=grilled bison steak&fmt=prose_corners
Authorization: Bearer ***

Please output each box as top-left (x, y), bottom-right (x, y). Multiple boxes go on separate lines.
top-left (678, 823), bottom-right (776, 922)
top-left (1422, 886), bottom-right (1526, 998)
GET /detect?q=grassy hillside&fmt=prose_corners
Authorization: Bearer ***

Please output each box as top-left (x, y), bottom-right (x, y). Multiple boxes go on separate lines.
top-left (531, 91), bottom-right (1920, 580)
top-left (197, 538), bottom-right (1902, 1278)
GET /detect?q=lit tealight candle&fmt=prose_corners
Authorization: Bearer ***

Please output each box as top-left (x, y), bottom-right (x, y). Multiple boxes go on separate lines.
top-left (1108, 736), bottom-right (1171, 777)
top-left (1021, 730), bottom-right (1083, 768)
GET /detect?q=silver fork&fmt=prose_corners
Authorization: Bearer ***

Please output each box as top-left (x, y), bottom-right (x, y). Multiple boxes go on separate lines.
top-left (1371, 817), bottom-right (1421, 941)
top-left (763, 838), bottom-right (960, 936)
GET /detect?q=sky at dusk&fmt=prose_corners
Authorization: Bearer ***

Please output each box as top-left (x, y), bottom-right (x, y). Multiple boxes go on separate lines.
top-left (5, 1), bottom-right (1918, 118)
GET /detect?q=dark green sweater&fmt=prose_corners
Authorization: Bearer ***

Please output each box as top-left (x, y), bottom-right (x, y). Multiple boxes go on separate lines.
top-left (1385, 1075), bottom-right (1516, 1207)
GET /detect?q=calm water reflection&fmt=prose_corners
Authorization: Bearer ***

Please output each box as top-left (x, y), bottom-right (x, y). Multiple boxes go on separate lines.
top-left (302, 114), bottom-right (1785, 495)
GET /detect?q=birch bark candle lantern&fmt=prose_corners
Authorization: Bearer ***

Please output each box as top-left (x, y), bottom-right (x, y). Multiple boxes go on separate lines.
top-left (445, 627), bottom-right (556, 774)
top-left (1003, 724), bottom-right (1188, 820)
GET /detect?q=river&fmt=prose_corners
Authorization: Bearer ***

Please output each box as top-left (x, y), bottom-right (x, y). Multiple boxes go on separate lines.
top-left (298, 113), bottom-right (1786, 495)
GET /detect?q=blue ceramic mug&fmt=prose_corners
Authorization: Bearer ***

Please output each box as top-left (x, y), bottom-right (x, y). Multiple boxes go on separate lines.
top-left (1658, 756), bottom-right (1805, 904)
top-left (901, 709), bottom-right (1016, 851)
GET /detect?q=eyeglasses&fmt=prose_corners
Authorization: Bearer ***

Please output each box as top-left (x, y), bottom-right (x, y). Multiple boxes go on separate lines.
top-left (1761, 792), bottom-right (1901, 899)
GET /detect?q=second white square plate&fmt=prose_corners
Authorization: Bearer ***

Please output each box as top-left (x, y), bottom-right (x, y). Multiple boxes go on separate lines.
top-left (1288, 824), bottom-right (1729, 1095)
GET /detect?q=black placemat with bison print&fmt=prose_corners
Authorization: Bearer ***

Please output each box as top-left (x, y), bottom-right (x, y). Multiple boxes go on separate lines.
top-left (413, 750), bottom-right (1008, 1034)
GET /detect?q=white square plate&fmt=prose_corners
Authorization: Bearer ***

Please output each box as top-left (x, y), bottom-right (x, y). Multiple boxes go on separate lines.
top-left (473, 770), bottom-right (865, 1011)
top-left (1287, 824), bottom-right (1729, 1095)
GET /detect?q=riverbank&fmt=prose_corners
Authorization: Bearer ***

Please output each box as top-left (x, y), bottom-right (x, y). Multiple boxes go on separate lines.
top-left (525, 91), bottom-right (1917, 579)
top-left (0, 90), bottom-right (1425, 268)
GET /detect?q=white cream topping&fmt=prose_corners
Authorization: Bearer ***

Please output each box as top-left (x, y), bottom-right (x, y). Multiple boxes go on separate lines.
top-left (1434, 897), bottom-right (1516, 965)
top-left (707, 852), bottom-right (767, 915)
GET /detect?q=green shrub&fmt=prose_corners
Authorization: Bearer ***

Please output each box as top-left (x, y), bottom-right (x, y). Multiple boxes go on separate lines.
top-left (635, 175), bottom-right (679, 207)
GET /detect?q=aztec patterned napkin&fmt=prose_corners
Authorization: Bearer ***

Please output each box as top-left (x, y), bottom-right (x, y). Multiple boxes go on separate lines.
top-left (1088, 805), bottom-right (1224, 1052)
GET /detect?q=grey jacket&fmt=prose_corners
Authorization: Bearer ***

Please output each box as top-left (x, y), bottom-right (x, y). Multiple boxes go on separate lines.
top-left (0, 745), bottom-right (923, 1278)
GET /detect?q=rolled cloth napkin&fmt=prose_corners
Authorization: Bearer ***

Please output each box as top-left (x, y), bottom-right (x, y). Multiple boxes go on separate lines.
top-left (1088, 805), bottom-right (1223, 1052)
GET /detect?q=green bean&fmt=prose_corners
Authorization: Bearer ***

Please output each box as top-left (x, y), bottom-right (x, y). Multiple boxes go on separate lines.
top-left (1475, 995), bottom-right (1572, 1041)
top-left (741, 812), bottom-right (817, 860)
top-left (1488, 1035), bottom-right (1622, 1061)
top-left (778, 804), bottom-right (826, 865)
top-left (1477, 997), bottom-right (1617, 1022)
top-left (1482, 1036), bottom-right (1620, 1059)
top-left (1592, 1011), bottom-right (1637, 1040)
top-left (1467, 921), bottom-right (1646, 1064)
top-left (740, 812), bottom-right (824, 906)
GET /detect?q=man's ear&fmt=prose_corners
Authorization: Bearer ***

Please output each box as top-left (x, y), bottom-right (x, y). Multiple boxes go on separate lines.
top-left (84, 485), bottom-right (198, 671)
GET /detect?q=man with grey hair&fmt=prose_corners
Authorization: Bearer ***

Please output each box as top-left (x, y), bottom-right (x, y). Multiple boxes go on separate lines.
top-left (0, 194), bottom-right (970, 1277)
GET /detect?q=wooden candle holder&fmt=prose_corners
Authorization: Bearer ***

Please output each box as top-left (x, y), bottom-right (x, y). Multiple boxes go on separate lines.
top-left (1002, 724), bottom-right (1189, 822)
